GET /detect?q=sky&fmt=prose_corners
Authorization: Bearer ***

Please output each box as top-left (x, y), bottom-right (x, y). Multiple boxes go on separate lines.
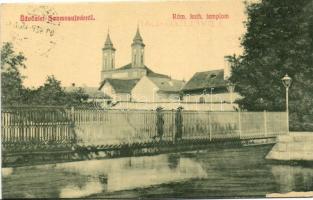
top-left (1, 0), bottom-right (247, 88)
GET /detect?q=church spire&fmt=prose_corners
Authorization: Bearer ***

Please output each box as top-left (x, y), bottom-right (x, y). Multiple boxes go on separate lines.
top-left (132, 26), bottom-right (145, 46)
top-left (101, 31), bottom-right (116, 78)
top-left (103, 32), bottom-right (115, 50)
top-left (131, 26), bottom-right (145, 68)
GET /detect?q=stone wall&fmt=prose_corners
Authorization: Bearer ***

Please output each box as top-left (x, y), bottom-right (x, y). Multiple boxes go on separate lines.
top-left (266, 132), bottom-right (313, 161)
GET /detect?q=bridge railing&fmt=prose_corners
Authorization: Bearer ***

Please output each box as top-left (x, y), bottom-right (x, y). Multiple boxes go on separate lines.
top-left (1, 107), bottom-right (288, 146)
top-left (1, 106), bottom-right (76, 144)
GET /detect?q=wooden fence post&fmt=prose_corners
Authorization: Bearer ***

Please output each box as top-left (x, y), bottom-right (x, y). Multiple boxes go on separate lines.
top-left (172, 109), bottom-right (175, 143)
top-left (238, 110), bottom-right (242, 139)
top-left (209, 112), bottom-right (212, 141)
top-left (70, 106), bottom-right (76, 142)
top-left (264, 110), bottom-right (267, 137)
top-left (71, 106), bottom-right (75, 122)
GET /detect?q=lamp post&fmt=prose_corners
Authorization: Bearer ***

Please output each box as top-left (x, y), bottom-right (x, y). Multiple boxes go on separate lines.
top-left (203, 89), bottom-right (207, 104)
top-left (281, 74), bottom-right (292, 134)
top-left (210, 88), bottom-right (214, 111)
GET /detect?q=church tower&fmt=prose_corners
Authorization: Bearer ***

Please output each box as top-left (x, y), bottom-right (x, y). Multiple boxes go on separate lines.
top-left (131, 27), bottom-right (145, 68)
top-left (102, 32), bottom-right (116, 72)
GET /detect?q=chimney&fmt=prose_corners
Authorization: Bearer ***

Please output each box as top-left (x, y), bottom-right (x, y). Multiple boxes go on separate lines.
top-left (224, 57), bottom-right (231, 80)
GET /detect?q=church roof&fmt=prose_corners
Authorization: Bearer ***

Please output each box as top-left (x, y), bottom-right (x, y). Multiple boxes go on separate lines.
top-left (99, 78), bottom-right (139, 93)
top-left (133, 27), bottom-right (143, 41)
top-left (182, 69), bottom-right (227, 92)
top-left (103, 33), bottom-right (115, 50)
top-left (115, 63), bottom-right (170, 78)
top-left (148, 77), bottom-right (185, 92)
top-left (132, 27), bottom-right (145, 46)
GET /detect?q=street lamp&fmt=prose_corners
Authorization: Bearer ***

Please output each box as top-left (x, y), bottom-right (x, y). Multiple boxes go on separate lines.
top-left (202, 89), bottom-right (207, 104)
top-left (281, 74), bottom-right (292, 134)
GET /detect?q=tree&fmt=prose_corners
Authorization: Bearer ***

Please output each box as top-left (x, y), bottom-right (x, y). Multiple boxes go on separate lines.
top-left (1, 42), bottom-right (27, 105)
top-left (228, 0), bottom-right (313, 131)
top-left (30, 75), bottom-right (90, 107)
top-left (34, 75), bottom-right (67, 105)
top-left (64, 87), bottom-right (89, 106)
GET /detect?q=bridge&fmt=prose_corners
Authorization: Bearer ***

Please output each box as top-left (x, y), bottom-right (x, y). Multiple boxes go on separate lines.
top-left (1, 106), bottom-right (288, 166)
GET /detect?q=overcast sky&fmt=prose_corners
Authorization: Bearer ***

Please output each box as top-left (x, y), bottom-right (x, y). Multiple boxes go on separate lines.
top-left (1, 0), bottom-right (247, 88)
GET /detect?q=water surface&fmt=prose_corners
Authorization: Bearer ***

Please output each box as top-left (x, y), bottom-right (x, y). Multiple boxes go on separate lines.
top-left (2, 145), bottom-right (313, 198)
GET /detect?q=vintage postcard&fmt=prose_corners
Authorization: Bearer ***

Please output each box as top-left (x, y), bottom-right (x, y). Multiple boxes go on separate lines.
top-left (1, 0), bottom-right (313, 199)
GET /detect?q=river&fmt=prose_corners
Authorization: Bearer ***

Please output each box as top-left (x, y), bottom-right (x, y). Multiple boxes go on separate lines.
top-left (2, 145), bottom-right (313, 198)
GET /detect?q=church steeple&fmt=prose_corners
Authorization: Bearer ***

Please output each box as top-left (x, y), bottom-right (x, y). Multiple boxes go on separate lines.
top-left (103, 32), bottom-right (115, 51)
top-left (131, 27), bottom-right (145, 68)
top-left (101, 31), bottom-right (116, 79)
top-left (133, 27), bottom-right (144, 44)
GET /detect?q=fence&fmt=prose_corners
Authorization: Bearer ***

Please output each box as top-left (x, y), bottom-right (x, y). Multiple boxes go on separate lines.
top-left (1, 107), bottom-right (76, 144)
top-left (1, 107), bottom-right (288, 146)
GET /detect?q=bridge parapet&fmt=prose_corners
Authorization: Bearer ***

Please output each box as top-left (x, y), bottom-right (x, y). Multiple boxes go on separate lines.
top-left (1, 107), bottom-right (288, 147)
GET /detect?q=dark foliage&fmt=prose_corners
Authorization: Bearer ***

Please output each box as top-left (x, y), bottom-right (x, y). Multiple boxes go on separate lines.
top-left (227, 0), bottom-right (313, 131)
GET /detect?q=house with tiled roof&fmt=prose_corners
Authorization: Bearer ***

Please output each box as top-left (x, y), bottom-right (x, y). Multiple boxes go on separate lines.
top-left (98, 79), bottom-right (139, 101)
top-left (182, 68), bottom-right (240, 106)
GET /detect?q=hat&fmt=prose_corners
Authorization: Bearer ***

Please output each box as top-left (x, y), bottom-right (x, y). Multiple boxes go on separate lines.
top-left (156, 106), bottom-right (163, 111)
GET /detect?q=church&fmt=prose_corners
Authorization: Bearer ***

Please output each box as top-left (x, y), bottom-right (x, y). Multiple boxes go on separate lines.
top-left (98, 28), bottom-right (185, 102)
top-left (97, 27), bottom-right (240, 110)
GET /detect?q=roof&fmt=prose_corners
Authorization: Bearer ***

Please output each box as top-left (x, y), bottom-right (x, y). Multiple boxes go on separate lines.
top-left (115, 63), bottom-right (170, 78)
top-left (148, 77), bottom-right (185, 92)
top-left (132, 27), bottom-right (144, 46)
top-left (182, 69), bottom-right (227, 92)
top-left (64, 86), bottom-right (109, 99)
top-left (99, 79), bottom-right (139, 93)
top-left (103, 33), bottom-right (115, 51)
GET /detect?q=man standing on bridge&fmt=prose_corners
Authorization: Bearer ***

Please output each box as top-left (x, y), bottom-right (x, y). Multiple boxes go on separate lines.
top-left (156, 106), bottom-right (164, 142)
top-left (175, 106), bottom-right (183, 142)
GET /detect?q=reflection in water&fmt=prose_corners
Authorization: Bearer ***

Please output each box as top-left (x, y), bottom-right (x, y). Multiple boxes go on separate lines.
top-left (2, 146), bottom-right (313, 198)
top-left (60, 181), bottom-right (103, 198)
top-left (55, 155), bottom-right (207, 194)
top-left (107, 157), bottom-right (207, 192)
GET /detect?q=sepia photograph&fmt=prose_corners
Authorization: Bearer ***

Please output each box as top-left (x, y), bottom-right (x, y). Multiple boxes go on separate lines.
top-left (1, 0), bottom-right (313, 198)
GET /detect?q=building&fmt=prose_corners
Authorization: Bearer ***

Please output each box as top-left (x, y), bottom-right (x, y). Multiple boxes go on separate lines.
top-left (132, 76), bottom-right (184, 102)
top-left (99, 27), bottom-right (183, 102)
top-left (100, 27), bottom-right (169, 81)
top-left (98, 79), bottom-right (139, 102)
top-left (181, 67), bottom-right (240, 107)
top-left (97, 27), bottom-right (239, 110)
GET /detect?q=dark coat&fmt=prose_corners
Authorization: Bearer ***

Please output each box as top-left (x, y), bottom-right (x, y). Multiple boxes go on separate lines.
top-left (175, 109), bottom-right (183, 140)
top-left (156, 111), bottom-right (164, 138)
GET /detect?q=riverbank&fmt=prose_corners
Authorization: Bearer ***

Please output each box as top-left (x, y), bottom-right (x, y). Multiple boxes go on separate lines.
top-left (2, 138), bottom-right (275, 168)
top-left (266, 132), bottom-right (313, 163)
top-left (267, 191), bottom-right (313, 197)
